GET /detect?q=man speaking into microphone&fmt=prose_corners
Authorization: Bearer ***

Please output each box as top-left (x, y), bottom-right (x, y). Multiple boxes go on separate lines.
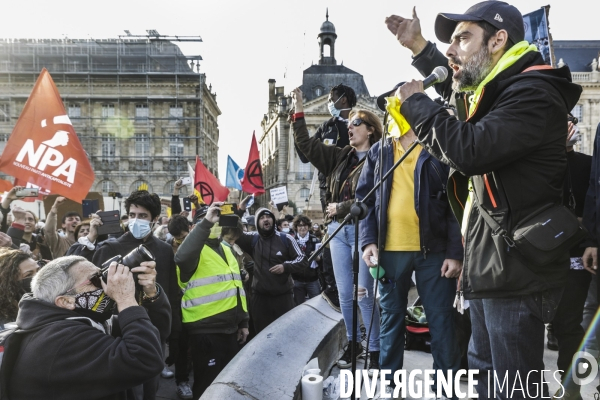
top-left (385, 1), bottom-right (582, 398)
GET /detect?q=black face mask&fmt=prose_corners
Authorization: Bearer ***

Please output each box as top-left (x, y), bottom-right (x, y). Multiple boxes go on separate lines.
top-left (20, 277), bottom-right (33, 293)
top-left (72, 288), bottom-right (116, 323)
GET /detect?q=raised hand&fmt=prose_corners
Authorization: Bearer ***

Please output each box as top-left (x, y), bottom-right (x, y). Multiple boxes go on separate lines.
top-left (385, 7), bottom-right (428, 56)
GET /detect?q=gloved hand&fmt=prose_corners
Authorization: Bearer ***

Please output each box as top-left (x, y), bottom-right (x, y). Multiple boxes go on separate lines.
top-left (165, 338), bottom-right (180, 366)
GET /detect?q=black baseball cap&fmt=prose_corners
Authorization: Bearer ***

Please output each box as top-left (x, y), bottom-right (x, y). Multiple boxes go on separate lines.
top-left (376, 82), bottom-right (406, 111)
top-left (435, 1), bottom-right (524, 45)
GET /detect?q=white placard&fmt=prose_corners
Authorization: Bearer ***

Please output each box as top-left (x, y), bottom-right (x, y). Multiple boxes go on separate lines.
top-left (270, 186), bottom-right (289, 205)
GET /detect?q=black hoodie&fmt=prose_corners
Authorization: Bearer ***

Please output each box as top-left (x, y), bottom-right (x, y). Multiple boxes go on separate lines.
top-left (236, 208), bottom-right (308, 296)
top-left (7, 293), bottom-right (170, 400)
top-left (403, 49), bottom-right (582, 298)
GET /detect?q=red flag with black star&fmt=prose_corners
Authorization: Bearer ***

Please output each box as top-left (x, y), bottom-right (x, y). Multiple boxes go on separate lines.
top-left (240, 131), bottom-right (265, 195)
top-left (194, 156), bottom-right (229, 205)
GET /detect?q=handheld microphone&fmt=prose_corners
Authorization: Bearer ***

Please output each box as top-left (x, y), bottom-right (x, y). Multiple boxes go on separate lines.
top-left (422, 66), bottom-right (449, 90)
top-left (376, 66), bottom-right (449, 111)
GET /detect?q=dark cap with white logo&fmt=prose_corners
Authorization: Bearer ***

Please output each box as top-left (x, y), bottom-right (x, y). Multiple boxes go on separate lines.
top-left (434, 1), bottom-right (525, 45)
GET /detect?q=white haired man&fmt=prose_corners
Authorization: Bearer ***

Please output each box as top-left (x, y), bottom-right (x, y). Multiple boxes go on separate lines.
top-left (3, 255), bottom-right (171, 400)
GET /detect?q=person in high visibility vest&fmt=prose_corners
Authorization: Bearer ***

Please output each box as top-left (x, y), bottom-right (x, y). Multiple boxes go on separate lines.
top-left (174, 202), bottom-right (249, 399)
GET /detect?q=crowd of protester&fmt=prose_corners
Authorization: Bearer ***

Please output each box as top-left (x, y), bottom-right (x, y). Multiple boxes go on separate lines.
top-left (2, 1), bottom-right (600, 399)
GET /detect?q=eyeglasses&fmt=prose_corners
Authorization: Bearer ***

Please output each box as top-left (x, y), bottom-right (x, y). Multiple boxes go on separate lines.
top-left (62, 271), bottom-right (103, 296)
top-left (350, 118), bottom-right (372, 128)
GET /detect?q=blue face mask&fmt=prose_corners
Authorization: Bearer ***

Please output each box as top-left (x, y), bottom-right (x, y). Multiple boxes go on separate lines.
top-left (328, 94), bottom-right (349, 118)
top-left (129, 218), bottom-right (152, 239)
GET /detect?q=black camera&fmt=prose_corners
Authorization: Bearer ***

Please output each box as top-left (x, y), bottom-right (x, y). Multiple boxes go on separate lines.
top-left (568, 115), bottom-right (578, 125)
top-left (100, 244), bottom-right (155, 283)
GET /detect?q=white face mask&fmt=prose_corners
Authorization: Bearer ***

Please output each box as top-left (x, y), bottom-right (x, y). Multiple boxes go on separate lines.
top-left (328, 94), bottom-right (350, 118)
top-left (281, 227), bottom-right (290, 233)
top-left (129, 218), bottom-right (152, 239)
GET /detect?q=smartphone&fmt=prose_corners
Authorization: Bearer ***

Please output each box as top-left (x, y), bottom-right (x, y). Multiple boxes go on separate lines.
top-left (82, 199), bottom-right (100, 218)
top-left (15, 188), bottom-right (39, 197)
top-left (181, 177), bottom-right (192, 185)
top-left (96, 210), bottom-right (122, 235)
top-left (183, 197), bottom-right (192, 212)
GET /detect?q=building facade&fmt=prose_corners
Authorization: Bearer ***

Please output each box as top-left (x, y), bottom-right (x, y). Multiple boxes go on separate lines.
top-left (554, 41), bottom-right (600, 156)
top-left (258, 13), bottom-right (382, 222)
top-left (0, 35), bottom-right (220, 198)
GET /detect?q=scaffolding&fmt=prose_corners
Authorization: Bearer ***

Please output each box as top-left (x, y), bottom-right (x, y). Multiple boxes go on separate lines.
top-left (0, 32), bottom-right (221, 196)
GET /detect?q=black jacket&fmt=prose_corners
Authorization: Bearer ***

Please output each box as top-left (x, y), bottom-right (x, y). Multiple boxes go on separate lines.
top-left (295, 117), bottom-right (350, 211)
top-left (92, 232), bottom-right (179, 337)
top-left (583, 123), bottom-right (600, 246)
top-left (405, 45), bottom-right (582, 299)
top-left (293, 118), bottom-right (365, 224)
top-left (564, 151), bottom-right (591, 257)
top-left (292, 233), bottom-right (321, 282)
top-left (236, 208), bottom-right (308, 296)
top-left (174, 218), bottom-right (249, 335)
top-left (8, 293), bottom-right (169, 400)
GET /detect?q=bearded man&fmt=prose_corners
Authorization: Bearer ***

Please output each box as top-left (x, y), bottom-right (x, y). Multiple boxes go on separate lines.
top-left (385, 1), bottom-right (581, 398)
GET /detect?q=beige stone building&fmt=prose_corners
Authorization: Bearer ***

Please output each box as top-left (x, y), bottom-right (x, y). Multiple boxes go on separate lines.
top-left (555, 41), bottom-right (600, 155)
top-left (258, 14), bottom-right (383, 222)
top-left (0, 35), bottom-right (220, 198)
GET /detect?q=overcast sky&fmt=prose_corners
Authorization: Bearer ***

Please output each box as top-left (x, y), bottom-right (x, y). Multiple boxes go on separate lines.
top-left (1, 0), bottom-right (598, 182)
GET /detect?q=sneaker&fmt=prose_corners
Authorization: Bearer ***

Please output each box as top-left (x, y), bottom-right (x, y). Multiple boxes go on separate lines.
top-left (337, 341), bottom-right (363, 369)
top-left (160, 366), bottom-right (174, 379)
top-left (322, 287), bottom-right (341, 312)
top-left (176, 381), bottom-right (193, 399)
top-left (367, 351), bottom-right (380, 377)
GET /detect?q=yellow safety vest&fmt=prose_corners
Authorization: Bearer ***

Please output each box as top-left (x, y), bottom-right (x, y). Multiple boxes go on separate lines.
top-left (177, 243), bottom-right (247, 323)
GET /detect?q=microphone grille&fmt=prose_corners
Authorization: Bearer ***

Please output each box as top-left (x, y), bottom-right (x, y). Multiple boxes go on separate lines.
top-left (433, 66), bottom-right (449, 83)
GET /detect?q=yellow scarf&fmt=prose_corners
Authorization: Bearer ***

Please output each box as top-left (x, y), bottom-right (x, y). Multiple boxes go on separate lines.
top-left (468, 40), bottom-right (538, 117)
top-left (385, 96), bottom-right (411, 138)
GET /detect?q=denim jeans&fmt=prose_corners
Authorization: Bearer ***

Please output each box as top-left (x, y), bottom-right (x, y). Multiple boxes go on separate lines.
top-left (293, 279), bottom-right (321, 305)
top-left (468, 289), bottom-right (563, 400)
top-left (379, 250), bottom-right (460, 397)
top-left (328, 221), bottom-right (380, 351)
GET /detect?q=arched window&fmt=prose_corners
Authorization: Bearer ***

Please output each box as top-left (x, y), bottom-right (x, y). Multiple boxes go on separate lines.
top-left (299, 188), bottom-right (310, 199)
top-left (130, 180), bottom-right (152, 193)
top-left (96, 180), bottom-right (118, 195)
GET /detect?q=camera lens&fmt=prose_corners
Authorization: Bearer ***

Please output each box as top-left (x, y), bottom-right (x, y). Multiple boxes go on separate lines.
top-left (121, 244), bottom-right (155, 269)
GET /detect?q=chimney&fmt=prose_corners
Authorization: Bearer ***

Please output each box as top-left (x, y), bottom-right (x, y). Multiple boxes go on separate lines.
top-left (268, 79), bottom-right (276, 107)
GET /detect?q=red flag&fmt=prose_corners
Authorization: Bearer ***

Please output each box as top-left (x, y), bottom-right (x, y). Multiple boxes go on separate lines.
top-left (0, 178), bottom-right (12, 193)
top-left (0, 69), bottom-right (95, 203)
top-left (194, 156), bottom-right (229, 205)
top-left (240, 131), bottom-right (265, 195)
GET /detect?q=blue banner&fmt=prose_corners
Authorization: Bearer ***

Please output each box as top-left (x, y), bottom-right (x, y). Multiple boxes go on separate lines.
top-left (226, 155), bottom-right (243, 190)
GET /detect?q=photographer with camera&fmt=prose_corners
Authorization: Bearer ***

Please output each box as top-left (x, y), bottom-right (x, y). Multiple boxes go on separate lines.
top-left (1, 187), bottom-right (53, 260)
top-left (4, 255), bottom-right (170, 399)
top-left (174, 202), bottom-right (249, 399)
top-left (91, 190), bottom-right (179, 397)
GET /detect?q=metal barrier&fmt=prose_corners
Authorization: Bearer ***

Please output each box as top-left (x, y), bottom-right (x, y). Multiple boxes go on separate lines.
top-left (200, 295), bottom-right (345, 400)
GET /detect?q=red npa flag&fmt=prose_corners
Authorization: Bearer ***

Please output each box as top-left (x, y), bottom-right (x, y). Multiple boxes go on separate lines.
top-left (0, 68), bottom-right (95, 203)
top-left (240, 131), bottom-right (265, 195)
top-left (194, 156), bottom-right (229, 205)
